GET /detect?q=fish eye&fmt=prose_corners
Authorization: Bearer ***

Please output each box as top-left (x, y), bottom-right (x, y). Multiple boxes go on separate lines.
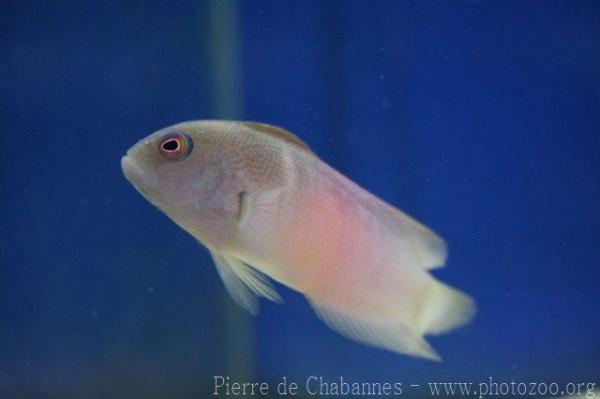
top-left (158, 132), bottom-right (193, 160)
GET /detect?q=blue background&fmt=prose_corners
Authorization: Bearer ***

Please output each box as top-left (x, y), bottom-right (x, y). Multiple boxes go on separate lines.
top-left (1, 1), bottom-right (598, 397)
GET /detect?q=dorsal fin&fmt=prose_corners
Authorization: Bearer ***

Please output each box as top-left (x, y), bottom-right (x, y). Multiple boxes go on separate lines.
top-left (243, 122), bottom-right (313, 153)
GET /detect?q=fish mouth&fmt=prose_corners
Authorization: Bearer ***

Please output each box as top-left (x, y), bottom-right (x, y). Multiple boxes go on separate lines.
top-left (121, 154), bottom-right (166, 210)
top-left (121, 155), bottom-right (145, 187)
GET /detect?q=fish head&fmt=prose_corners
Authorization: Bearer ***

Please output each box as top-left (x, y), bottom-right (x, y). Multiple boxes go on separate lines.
top-left (121, 121), bottom-right (241, 241)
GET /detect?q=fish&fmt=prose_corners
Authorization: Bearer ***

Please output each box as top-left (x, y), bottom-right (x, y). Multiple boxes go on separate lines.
top-left (121, 120), bottom-right (475, 360)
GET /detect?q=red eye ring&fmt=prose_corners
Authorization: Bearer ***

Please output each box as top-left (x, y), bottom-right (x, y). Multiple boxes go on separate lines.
top-left (158, 132), bottom-right (193, 160)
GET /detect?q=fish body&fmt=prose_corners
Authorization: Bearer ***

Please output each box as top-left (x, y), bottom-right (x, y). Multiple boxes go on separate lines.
top-left (122, 120), bottom-right (475, 360)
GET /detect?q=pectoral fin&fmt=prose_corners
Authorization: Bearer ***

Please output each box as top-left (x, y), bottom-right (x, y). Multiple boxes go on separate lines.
top-left (210, 250), bottom-right (282, 315)
top-left (237, 187), bottom-right (285, 247)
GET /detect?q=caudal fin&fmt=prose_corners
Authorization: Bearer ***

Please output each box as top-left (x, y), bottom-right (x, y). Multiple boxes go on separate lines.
top-left (417, 279), bottom-right (476, 336)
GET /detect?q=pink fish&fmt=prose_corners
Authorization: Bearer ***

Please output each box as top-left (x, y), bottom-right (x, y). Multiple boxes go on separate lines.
top-left (122, 121), bottom-right (475, 360)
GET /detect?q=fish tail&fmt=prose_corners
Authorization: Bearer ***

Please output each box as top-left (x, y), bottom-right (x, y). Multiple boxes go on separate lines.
top-left (417, 278), bottom-right (476, 336)
top-left (306, 272), bottom-right (476, 361)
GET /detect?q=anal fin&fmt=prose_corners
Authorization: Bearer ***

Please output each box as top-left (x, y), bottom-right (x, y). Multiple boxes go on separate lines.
top-left (308, 299), bottom-right (442, 361)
